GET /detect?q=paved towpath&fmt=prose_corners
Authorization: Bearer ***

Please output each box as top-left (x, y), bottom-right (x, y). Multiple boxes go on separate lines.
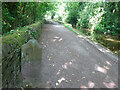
top-left (22, 20), bottom-right (118, 88)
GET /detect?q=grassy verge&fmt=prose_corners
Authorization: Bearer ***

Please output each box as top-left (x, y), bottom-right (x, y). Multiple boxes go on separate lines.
top-left (62, 24), bottom-right (79, 35)
top-left (55, 20), bottom-right (119, 56)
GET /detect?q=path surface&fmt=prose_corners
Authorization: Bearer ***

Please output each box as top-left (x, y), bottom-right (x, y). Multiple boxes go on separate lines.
top-left (22, 20), bottom-right (118, 88)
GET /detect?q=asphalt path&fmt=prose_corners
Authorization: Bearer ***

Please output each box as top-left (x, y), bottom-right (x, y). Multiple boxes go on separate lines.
top-left (22, 20), bottom-right (118, 88)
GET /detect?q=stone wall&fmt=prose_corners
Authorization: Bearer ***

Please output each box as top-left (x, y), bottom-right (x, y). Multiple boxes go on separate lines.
top-left (2, 21), bottom-right (44, 88)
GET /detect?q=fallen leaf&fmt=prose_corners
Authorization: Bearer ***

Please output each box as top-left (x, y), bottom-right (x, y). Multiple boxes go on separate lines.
top-left (44, 45), bottom-right (46, 47)
top-left (65, 80), bottom-right (68, 83)
top-left (48, 58), bottom-right (51, 61)
top-left (58, 77), bottom-right (65, 83)
top-left (56, 83), bottom-right (59, 86)
top-left (26, 84), bottom-right (28, 87)
top-left (82, 77), bottom-right (85, 79)
top-left (49, 64), bottom-right (52, 66)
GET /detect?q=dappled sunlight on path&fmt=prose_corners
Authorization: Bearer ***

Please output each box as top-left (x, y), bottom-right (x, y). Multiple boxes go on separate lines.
top-left (40, 23), bottom-right (118, 88)
top-left (22, 21), bottom-right (118, 88)
top-left (95, 64), bottom-right (107, 74)
top-left (52, 36), bottom-right (63, 42)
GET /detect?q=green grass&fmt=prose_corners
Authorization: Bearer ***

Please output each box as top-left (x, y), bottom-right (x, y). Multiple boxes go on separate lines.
top-left (62, 24), bottom-right (79, 35)
top-left (60, 21), bottom-right (119, 56)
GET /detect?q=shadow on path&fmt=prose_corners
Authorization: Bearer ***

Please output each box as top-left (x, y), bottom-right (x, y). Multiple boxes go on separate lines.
top-left (21, 20), bottom-right (118, 88)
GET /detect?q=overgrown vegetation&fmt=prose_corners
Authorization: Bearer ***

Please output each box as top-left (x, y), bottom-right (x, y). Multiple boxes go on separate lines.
top-left (51, 2), bottom-right (120, 54)
top-left (2, 2), bottom-right (56, 34)
top-left (64, 2), bottom-right (120, 36)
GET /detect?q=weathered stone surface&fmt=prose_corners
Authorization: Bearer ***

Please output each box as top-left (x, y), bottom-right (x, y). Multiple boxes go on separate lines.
top-left (2, 21), bottom-right (43, 88)
top-left (22, 39), bottom-right (42, 63)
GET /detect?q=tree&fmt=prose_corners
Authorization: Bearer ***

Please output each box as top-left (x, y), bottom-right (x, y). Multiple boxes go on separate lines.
top-left (2, 2), bottom-right (56, 34)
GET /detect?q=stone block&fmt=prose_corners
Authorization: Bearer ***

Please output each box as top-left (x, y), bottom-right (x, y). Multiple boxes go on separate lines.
top-left (21, 39), bottom-right (42, 63)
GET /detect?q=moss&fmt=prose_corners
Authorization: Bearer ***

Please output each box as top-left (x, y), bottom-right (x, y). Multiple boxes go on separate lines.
top-left (2, 21), bottom-right (43, 88)
top-left (2, 21), bottom-right (42, 47)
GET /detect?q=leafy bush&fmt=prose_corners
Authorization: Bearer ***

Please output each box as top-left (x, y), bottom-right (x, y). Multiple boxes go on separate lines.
top-left (58, 16), bottom-right (62, 21)
top-left (2, 2), bottom-right (56, 34)
top-left (66, 10), bottom-right (78, 27)
top-left (59, 2), bottom-right (120, 37)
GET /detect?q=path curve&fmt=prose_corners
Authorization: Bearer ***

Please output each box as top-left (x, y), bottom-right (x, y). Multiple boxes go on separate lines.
top-left (22, 20), bottom-right (118, 88)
